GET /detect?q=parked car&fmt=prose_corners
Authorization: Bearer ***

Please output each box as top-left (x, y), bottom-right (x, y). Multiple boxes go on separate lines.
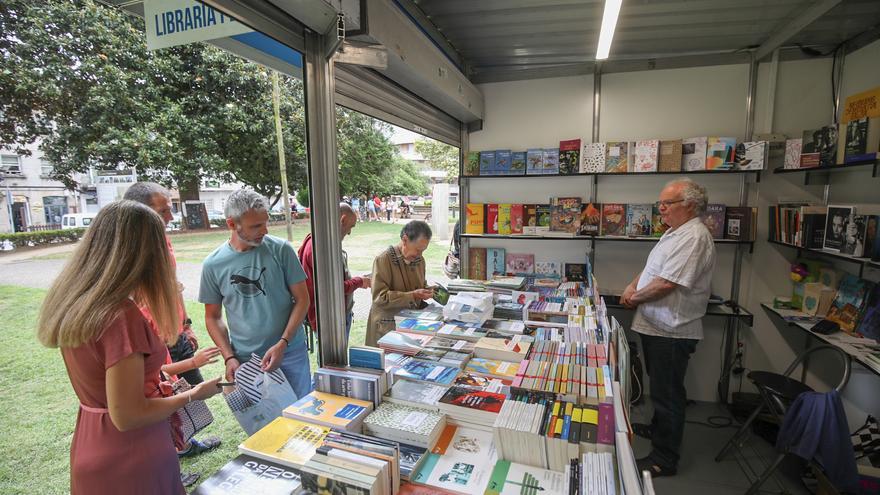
top-left (61, 213), bottom-right (96, 229)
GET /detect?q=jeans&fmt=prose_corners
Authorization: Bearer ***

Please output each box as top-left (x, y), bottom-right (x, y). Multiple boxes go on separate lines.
top-left (168, 333), bottom-right (204, 385)
top-left (277, 343), bottom-right (313, 401)
top-left (639, 333), bottom-right (698, 469)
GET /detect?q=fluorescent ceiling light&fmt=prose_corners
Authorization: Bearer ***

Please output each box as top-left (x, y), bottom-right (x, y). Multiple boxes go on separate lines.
top-left (596, 0), bottom-right (622, 60)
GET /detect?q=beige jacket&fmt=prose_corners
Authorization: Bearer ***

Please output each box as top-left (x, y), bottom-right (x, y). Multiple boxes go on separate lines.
top-left (365, 246), bottom-right (427, 347)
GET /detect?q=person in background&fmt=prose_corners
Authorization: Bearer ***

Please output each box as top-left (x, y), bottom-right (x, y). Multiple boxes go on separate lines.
top-left (620, 178), bottom-right (716, 478)
top-left (373, 195), bottom-right (382, 222)
top-left (298, 203), bottom-right (371, 341)
top-left (366, 220), bottom-right (434, 347)
top-left (199, 188), bottom-right (312, 399)
top-left (385, 197), bottom-right (395, 222)
top-left (38, 201), bottom-right (222, 495)
top-left (366, 195), bottom-right (377, 222)
top-left (350, 195), bottom-right (361, 221)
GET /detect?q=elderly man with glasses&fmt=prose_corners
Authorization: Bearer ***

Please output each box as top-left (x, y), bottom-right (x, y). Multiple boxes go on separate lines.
top-left (621, 178), bottom-right (716, 478)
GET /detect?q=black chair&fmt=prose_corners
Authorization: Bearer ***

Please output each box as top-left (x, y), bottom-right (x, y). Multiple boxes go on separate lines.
top-left (715, 344), bottom-right (851, 495)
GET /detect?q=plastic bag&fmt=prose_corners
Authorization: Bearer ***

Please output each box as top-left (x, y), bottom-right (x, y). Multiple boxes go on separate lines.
top-left (223, 354), bottom-right (298, 435)
top-left (443, 291), bottom-right (494, 326)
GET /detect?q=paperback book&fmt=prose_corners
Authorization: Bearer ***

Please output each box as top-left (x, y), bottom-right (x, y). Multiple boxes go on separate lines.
top-left (625, 204), bottom-right (652, 237)
top-left (465, 203), bottom-right (484, 235)
top-left (542, 148), bottom-right (560, 175)
top-left (495, 150), bottom-right (512, 176)
top-left (651, 204), bottom-right (668, 237)
top-left (522, 204), bottom-right (537, 235)
top-left (825, 274), bottom-right (873, 334)
top-left (558, 139), bottom-right (582, 175)
top-left (600, 203), bottom-right (626, 236)
top-left (535, 205), bottom-right (552, 234)
top-left (706, 136), bottom-right (737, 170)
top-left (509, 204), bottom-right (524, 235)
top-left (394, 360), bottom-right (460, 386)
top-left (464, 152), bottom-right (480, 176)
top-left (682, 137), bottom-right (708, 171)
top-left (535, 261), bottom-right (561, 277)
top-left (631, 139), bottom-right (659, 172)
top-left (385, 379), bottom-right (447, 410)
top-left (487, 248), bottom-right (506, 277)
top-left (701, 204), bottom-right (727, 239)
top-left (486, 204), bottom-right (499, 235)
top-left (283, 391), bottom-right (373, 432)
top-left (191, 455), bottom-right (302, 495)
top-left (363, 402), bottom-right (446, 449)
top-left (510, 152), bottom-right (527, 175)
top-left (526, 149), bottom-right (544, 175)
top-left (658, 139), bottom-right (683, 172)
top-left (550, 197), bottom-right (582, 234)
top-left (581, 142), bottom-right (606, 173)
top-left (464, 358), bottom-right (519, 381)
top-left (238, 417), bottom-right (330, 468)
top-left (604, 141), bottom-right (628, 173)
top-left (484, 460), bottom-right (567, 495)
top-left (497, 204), bottom-right (512, 235)
top-left (479, 151), bottom-right (495, 176)
top-left (577, 202), bottom-right (601, 236)
top-left (735, 141), bottom-right (768, 170)
top-left (412, 425), bottom-right (497, 495)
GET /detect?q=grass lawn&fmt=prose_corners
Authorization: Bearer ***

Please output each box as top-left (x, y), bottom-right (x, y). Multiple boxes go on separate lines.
top-left (0, 220), bottom-right (451, 494)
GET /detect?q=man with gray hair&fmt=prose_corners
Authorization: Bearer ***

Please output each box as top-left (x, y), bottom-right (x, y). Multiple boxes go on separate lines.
top-left (620, 178), bottom-right (716, 478)
top-left (199, 188), bottom-right (312, 400)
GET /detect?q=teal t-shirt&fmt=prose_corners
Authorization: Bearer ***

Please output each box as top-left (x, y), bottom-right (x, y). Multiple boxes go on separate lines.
top-left (199, 235), bottom-right (307, 359)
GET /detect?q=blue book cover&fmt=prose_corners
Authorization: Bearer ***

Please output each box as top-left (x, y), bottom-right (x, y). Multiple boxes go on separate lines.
top-left (526, 148), bottom-right (544, 175)
top-left (495, 149), bottom-right (512, 176)
top-left (480, 151), bottom-right (495, 176)
top-left (348, 347), bottom-right (384, 370)
top-left (510, 151), bottom-right (526, 175)
top-left (542, 148), bottom-right (559, 175)
top-left (486, 248), bottom-right (506, 276)
top-left (395, 360), bottom-right (458, 385)
top-left (397, 318), bottom-right (444, 334)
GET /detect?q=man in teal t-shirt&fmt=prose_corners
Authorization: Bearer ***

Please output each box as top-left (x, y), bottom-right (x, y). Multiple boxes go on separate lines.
top-left (200, 188), bottom-right (312, 399)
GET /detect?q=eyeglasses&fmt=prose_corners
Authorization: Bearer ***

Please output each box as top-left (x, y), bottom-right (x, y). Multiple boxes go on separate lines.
top-left (655, 199), bottom-right (685, 208)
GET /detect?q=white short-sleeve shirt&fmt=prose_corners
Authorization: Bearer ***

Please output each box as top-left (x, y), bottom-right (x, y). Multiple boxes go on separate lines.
top-left (631, 216), bottom-right (716, 340)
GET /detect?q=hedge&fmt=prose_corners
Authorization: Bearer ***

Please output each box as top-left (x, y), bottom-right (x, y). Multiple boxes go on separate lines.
top-left (0, 228), bottom-right (87, 248)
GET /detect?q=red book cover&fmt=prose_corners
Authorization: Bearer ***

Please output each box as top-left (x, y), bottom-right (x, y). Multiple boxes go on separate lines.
top-left (486, 204), bottom-right (499, 234)
top-left (601, 203), bottom-right (626, 236)
top-left (437, 386), bottom-right (505, 413)
top-left (509, 204), bottom-right (524, 234)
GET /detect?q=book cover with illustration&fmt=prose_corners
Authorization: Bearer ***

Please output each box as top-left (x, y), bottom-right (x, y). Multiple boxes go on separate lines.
top-left (526, 149), bottom-right (544, 175)
top-left (658, 139), bottom-right (683, 172)
top-left (581, 142), bottom-right (606, 173)
top-left (735, 141), bottom-right (768, 170)
top-left (826, 274), bottom-right (874, 334)
top-left (437, 386), bottom-right (505, 415)
top-left (706, 137), bottom-right (737, 170)
top-left (497, 204), bottom-right (512, 235)
top-left (558, 139), bottom-right (582, 175)
top-left (625, 204), bottom-right (652, 236)
top-left (479, 151), bottom-right (495, 176)
top-left (505, 253), bottom-right (535, 275)
top-left (682, 137), bottom-right (708, 171)
top-left (395, 360), bottom-right (459, 386)
top-left (535, 204), bottom-right (552, 234)
top-left (484, 460), bottom-right (567, 495)
top-left (784, 139), bottom-right (803, 169)
top-left (565, 263), bottom-right (587, 282)
top-left (844, 117), bottom-right (880, 163)
top-left (522, 204), bottom-right (537, 235)
top-left (510, 152), bottom-right (526, 175)
top-left (856, 284), bottom-right (880, 341)
top-left (550, 197), bottom-right (582, 234)
top-left (487, 248), bottom-right (506, 277)
top-left (605, 141), bottom-right (629, 173)
top-left (238, 417), bottom-right (330, 468)
top-left (601, 203), bottom-right (626, 236)
top-left (631, 140), bottom-right (659, 173)
top-left (577, 202), bottom-right (601, 235)
top-left (509, 204), bottom-right (524, 235)
top-left (468, 247), bottom-right (487, 280)
top-left (283, 391), bottom-right (373, 430)
top-left (464, 152), bottom-right (480, 176)
top-left (701, 204), bottom-right (727, 239)
top-left (485, 204), bottom-right (499, 235)
top-left (651, 204), bottom-right (668, 237)
top-left (495, 150), bottom-right (512, 176)
top-left (535, 261), bottom-right (561, 277)
top-left (801, 128), bottom-right (822, 168)
top-left (465, 203), bottom-right (484, 234)
top-left (463, 359), bottom-right (518, 381)
top-left (397, 318), bottom-right (445, 334)
top-left (542, 148), bottom-right (559, 175)
top-left (191, 455), bottom-right (303, 495)
top-left (412, 425), bottom-right (496, 495)
top-left (725, 206), bottom-right (756, 241)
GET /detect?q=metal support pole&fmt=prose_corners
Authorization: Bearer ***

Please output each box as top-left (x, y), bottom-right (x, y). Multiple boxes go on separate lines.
top-left (304, 29), bottom-right (347, 367)
top-left (833, 47), bottom-right (846, 124)
top-left (589, 63), bottom-right (602, 270)
top-left (459, 122), bottom-right (470, 278)
top-left (272, 71), bottom-right (294, 242)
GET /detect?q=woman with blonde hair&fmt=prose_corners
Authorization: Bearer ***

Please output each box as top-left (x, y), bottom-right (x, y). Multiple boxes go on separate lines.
top-left (38, 200), bottom-right (221, 494)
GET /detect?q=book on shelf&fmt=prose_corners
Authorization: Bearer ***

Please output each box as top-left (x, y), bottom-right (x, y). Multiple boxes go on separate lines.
top-left (578, 202), bottom-right (601, 236)
top-left (651, 204), bottom-right (669, 237)
top-left (486, 204), bottom-right (499, 235)
top-left (384, 379), bottom-right (447, 410)
top-left (724, 206), bottom-right (756, 241)
top-left (509, 204), bottom-right (524, 235)
top-left (411, 425), bottom-right (497, 495)
top-left (825, 274), bottom-right (874, 335)
top-left (484, 460), bottom-right (568, 495)
top-left (363, 402), bottom-right (446, 449)
top-left (840, 215), bottom-right (868, 257)
top-left (631, 139), bottom-right (659, 173)
top-left (464, 152), bottom-right (480, 176)
top-left (582, 142), bottom-right (606, 173)
top-left (526, 148), bottom-right (544, 175)
top-left (701, 204), bottom-right (727, 239)
top-left (801, 128), bottom-right (822, 167)
top-left (867, 216), bottom-right (880, 261)
top-left (769, 204), bottom-right (827, 248)
top-left (736, 141), bottom-right (768, 170)
top-left (625, 204), bottom-right (652, 237)
top-left (682, 137), bottom-right (708, 171)
top-left (543, 148), bottom-right (560, 175)
top-left (535, 261), bottom-right (562, 277)
top-left (600, 203), bottom-right (626, 236)
top-left (565, 263), bottom-right (587, 283)
top-left (823, 205), bottom-right (853, 252)
top-left (842, 86), bottom-right (880, 123)
top-left (856, 284), bottom-right (880, 341)
top-left (506, 253), bottom-right (535, 275)
top-left (784, 138), bottom-right (803, 169)
top-left (497, 204), bottom-right (512, 235)
top-left (604, 141), bottom-right (629, 173)
top-left (706, 136), bottom-right (737, 170)
top-left (819, 125), bottom-right (839, 167)
top-left (658, 139), bottom-right (683, 172)
top-left (480, 151), bottom-right (495, 176)
top-left (559, 139), bottom-right (582, 174)
top-left (349, 345), bottom-right (385, 370)
top-left (283, 391), bottom-right (374, 432)
top-left (465, 203), bottom-right (484, 235)
top-left (536, 204), bottom-right (552, 234)
top-left (468, 247), bottom-right (487, 280)
top-left (463, 358), bottom-right (519, 381)
top-left (238, 416), bottom-right (330, 468)
top-left (190, 455), bottom-right (302, 495)
top-left (842, 116), bottom-right (880, 163)
top-left (487, 248), bottom-right (506, 276)
top-left (314, 367), bottom-right (382, 408)
top-left (522, 204), bottom-right (537, 235)
top-left (394, 360), bottom-right (460, 386)
top-left (474, 336), bottom-right (530, 362)
top-left (550, 196), bottom-right (582, 234)
top-left (495, 150), bottom-right (512, 176)
top-left (510, 151), bottom-right (527, 176)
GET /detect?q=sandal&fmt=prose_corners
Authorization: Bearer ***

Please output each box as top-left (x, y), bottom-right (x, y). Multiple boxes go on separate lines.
top-left (180, 472), bottom-right (200, 487)
top-left (632, 422), bottom-right (653, 439)
top-left (178, 436), bottom-right (221, 458)
top-left (636, 457), bottom-right (677, 478)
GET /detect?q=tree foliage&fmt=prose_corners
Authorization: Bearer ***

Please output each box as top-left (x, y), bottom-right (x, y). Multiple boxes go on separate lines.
top-left (414, 137), bottom-right (459, 181)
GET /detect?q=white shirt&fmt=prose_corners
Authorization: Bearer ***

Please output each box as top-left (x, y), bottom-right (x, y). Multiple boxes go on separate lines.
top-left (631, 216), bottom-right (716, 340)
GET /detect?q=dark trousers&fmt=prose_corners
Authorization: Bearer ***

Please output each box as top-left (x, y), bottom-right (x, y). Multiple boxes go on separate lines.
top-left (168, 333), bottom-right (204, 385)
top-left (639, 333), bottom-right (698, 469)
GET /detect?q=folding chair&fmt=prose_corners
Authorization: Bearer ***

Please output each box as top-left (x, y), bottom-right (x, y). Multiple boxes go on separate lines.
top-left (715, 344), bottom-right (851, 494)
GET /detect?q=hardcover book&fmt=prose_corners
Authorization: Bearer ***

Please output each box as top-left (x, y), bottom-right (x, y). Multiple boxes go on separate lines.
top-left (631, 139), bottom-right (659, 173)
top-left (706, 136), bottom-right (737, 170)
top-left (486, 204), bottom-right (499, 235)
top-left (581, 142), bottom-right (606, 173)
top-left (558, 139), bottom-right (581, 175)
top-left (625, 204), bottom-right (652, 237)
top-left (283, 391), bottom-right (373, 431)
top-left (522, 204), bottom-right (537, 235)
top-left (495, 150), bottom-right (512, 176)
top-left (238, 417), bottom-right (330, 468)
top-left (651, 204), bottom-right (668, 237)
top-left (487, 248), bottom-right (506, 277)
top-left (725, 206), bottom-right (756, 241)
top-left (550, 197), bottom-right (582, 234)
top-left (526, 149), bottom-right (544, 175)
top-left (464, 151), bottom-right (480, 176)
top-left (468, 247), bottom-right (487, 280)
top-left (497, 204), bottom-right (512, 235)
top-left (510, 151), bottom-right (527, 175)
top-left (577, 202), bottom-right (601, 235)
top-left (465, 203), bottom-right (484, 235)
top-left (191, 455), bottom-right (302, 495)
top-left (535, 205), bottom-right (552, 234)
top-left (825, 274), bottom-right (873, 334)
top-left (506, 253), bottom-right (535, 275)
top-left (565, 263), bottom-right (587, 282)
top-left (735, 141), bottom-right (768, 170)
top-left (701, 204), bottom-right (727, 239)
top-left (801, 128), bottom-right (822, 168)
top-left (601, 203), bottom-right (626, 236)
top-left (604, 141), bottom-right (629, 173)
top-left (658, 139), bottom-right (683, 172)
top-left (784, 139), bottom-right (803, 169)
top-left (509, 204), bottom-right (524, 235)
top-left (682, 137), bottom-right (708, 171)
top-left (479, 151), bottom-right (495, 176)
top-left (542, 148), bottom-right (560, 175)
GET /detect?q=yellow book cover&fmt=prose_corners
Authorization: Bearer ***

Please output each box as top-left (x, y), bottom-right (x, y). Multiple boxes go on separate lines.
top-left (283, 391), bottom-right (373, 429)
top-left (238, 417), bottom-right (330, 467)
top-left (498, 204), bottom-right (512, 235)
top-left (466, 203), bottom-right (485, 234)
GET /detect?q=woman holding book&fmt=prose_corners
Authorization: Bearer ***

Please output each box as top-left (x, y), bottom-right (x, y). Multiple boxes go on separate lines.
top-left (37, 201), bottom-right (222, 495)
top-left (366, 220), bottom-right (434, 347)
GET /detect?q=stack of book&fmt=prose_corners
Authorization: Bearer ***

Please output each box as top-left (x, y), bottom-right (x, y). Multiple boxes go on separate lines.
top-left (384, 379), bottom-right (447, 410)
top-left (437, 383), bottom-right (506, 428)
top-left (494, 301), bottom-right (525, 320)
top-left (363, 402), bottom-right (447, 449)
top-left (485, 459), bottom-right (569, 495)
top-left (299, 430), bottom-right (402, 495)
top-left (463, 357), bottom-right (519, 381)
top-left (399, 320), bottom-right (488, 342)
top-left (377, 331), bottom-right (434, 355)
top-left (394, 306), bottom-right (445, 326)
top-left (348, 346), bottom-right (385, 370)
top-left (314, 366), bottom-right (388, 408)
top-left (411, 424), bottom-right (498, 494)
top-left (474, 336), bottom-right (531, 362)
top-left (191, 455), bottom-right (302, 495)
top-left (394, 360), bottom-right (460, 386)
top-left (238, 417), bottom-right (330, 469)
top-left (410, 348), bottom-right (471, 369)
top-left (513, 341), bottom-right (612, 402)
top-left (282, 391), bottom-right (374, 433)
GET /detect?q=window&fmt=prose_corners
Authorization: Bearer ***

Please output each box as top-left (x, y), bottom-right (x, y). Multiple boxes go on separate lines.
top-left (82, 218), bottom-right (92, 226)
top-left (40, 159), bottom-right (54, 176)
top-left (1, 154), bottom-right (21, 174)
